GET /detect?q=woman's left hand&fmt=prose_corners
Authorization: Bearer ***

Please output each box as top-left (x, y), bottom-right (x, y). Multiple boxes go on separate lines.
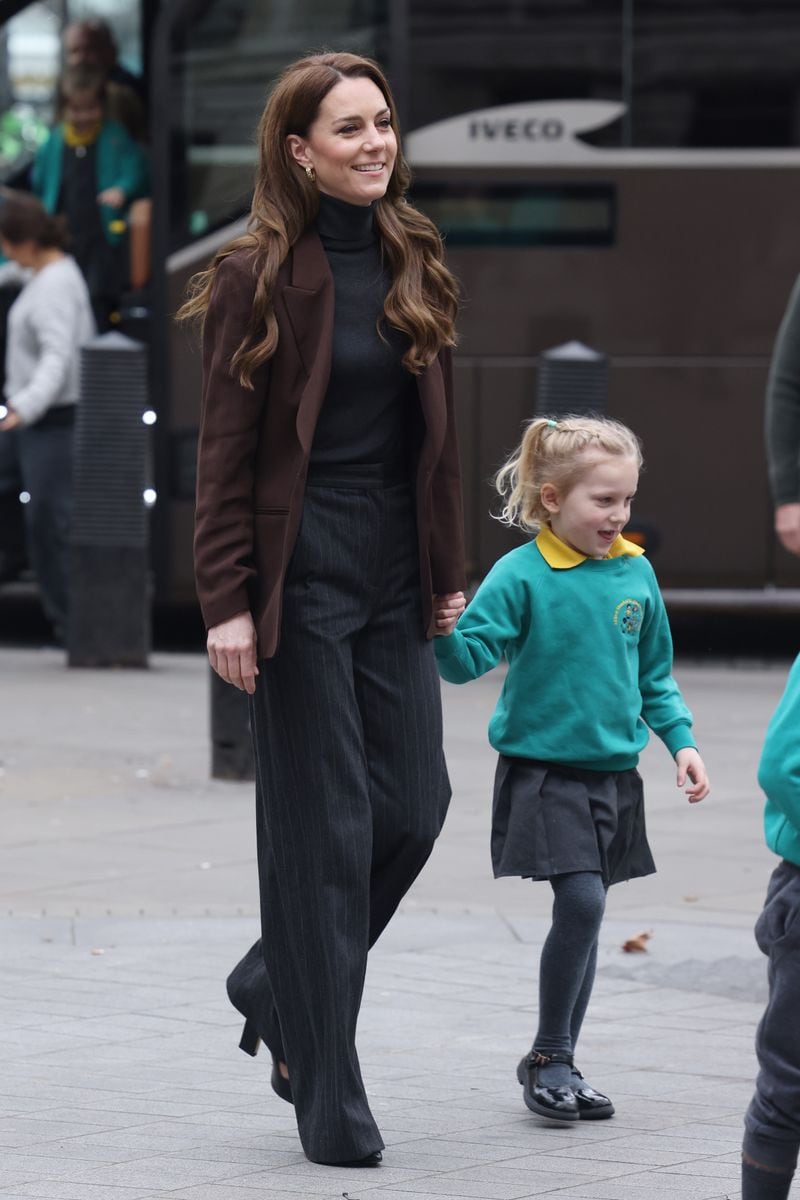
top-left (433, 591), bottom-right (466, 636)
top-left (675, 748), bottom-right (710, 802)
top-left (97, 187), bottom-right (125, 209)
top-left (0, 408), bottom-right (21, 431)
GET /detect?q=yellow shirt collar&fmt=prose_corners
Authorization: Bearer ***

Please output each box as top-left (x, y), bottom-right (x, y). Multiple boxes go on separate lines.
top-left (535, 524), bottom-right (645, 569)
top-left (63, 121), bottom-right (101, 148)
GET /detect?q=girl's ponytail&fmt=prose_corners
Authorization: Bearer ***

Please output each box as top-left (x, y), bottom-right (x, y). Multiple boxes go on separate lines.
top-left (494, 414), bottom-right (642, 535)
top-left (495, 417), bottom-right (557, 534)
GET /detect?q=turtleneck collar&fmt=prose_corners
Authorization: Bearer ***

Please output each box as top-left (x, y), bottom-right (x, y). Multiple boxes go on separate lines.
top-left (316, 191), bottom-right (376, 251)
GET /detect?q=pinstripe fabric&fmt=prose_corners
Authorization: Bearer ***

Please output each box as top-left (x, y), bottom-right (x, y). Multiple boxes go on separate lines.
top-left (229, 471), bottom-right (451, 1163)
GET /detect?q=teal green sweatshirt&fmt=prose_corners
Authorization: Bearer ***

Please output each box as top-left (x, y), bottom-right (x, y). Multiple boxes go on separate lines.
top-left (758, 653), bottom-right (800, 868)
top-left (434, 527), bottom-right (696, 771)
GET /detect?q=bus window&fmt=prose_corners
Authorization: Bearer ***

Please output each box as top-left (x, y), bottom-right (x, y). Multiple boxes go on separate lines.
top-left (411, 183), bottom-right (616, 247)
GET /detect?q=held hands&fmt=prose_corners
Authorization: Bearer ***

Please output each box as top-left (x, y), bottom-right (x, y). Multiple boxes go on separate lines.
top-left (207, 610), bottom-right (259, 694)
top-left (675, 747), bottom-right (710, 803)
top-left (433, 591), bottom-right (466, 636)
top-left (775, 503), bottom-right (800, 558)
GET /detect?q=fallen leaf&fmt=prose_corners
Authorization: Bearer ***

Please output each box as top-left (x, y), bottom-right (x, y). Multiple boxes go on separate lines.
top-left (683, 895), bottom-right (699, 903)
top-left (90, 948), bottom-right (106, 956)
top-left (622, 930), bottom-right (652, 953)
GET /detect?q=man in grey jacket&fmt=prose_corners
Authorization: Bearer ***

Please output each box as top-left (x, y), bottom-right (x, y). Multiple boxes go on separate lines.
top-left (766, 277), bottom-right (800, 558)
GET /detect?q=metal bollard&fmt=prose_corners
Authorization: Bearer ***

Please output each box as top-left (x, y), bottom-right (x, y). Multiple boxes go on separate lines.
top-left (210, 668), bottom-right (255, 780)
top-left (536, 340), bottom-right (608, 416)
top-left (68, 331), bottom-right (150, 667)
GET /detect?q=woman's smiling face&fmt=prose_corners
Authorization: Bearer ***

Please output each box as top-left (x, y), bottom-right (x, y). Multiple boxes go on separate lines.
top-left (287, 75), bottom-right (397, 206)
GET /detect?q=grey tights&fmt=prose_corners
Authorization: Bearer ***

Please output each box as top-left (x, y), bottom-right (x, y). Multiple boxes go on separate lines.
top-left (534, 871), bottom-right (606, 1087)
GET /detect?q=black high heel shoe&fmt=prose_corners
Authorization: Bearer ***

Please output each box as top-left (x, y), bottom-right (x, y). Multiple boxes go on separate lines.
top-left (239, 1018), bottom-right (293, 1105)
top-left (516, 1050), bottom-right (579, 1121)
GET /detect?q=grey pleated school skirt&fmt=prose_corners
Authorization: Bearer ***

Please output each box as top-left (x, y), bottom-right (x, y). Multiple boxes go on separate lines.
top-left (492, 755), bottom-right (657, 886)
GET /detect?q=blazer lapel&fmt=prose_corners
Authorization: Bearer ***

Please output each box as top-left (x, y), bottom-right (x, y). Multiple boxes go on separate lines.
top-left (282, 229), bottom-right (335, 453)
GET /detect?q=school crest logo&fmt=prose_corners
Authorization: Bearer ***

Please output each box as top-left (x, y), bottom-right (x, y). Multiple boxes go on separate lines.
top-left (613, 598), bottom-right (642, 637)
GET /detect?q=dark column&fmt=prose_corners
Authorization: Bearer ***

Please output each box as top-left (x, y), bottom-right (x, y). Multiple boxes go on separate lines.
top-left (68, 332), bottom-right (150, 668)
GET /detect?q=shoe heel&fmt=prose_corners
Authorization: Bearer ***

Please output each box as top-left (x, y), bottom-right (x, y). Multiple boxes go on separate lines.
top-left (239, 1018), bottom-right (261, 1057)
top-left (270, 1056), bottom-right (294, 1105)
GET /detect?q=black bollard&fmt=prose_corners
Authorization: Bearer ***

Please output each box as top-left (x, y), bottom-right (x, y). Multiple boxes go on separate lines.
top-left (210, 668), bottom-right (255, 780)
top-left (536, 340), bottom-right (608, 416)
top-left (68, 331), bottom-right (150, 667)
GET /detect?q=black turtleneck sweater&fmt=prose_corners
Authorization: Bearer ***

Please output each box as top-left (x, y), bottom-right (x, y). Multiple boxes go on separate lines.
top-left (310, 191), bottom-right (420, 469)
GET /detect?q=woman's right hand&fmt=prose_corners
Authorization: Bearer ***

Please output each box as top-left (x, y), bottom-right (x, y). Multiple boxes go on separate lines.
top-left (207, 611), bottom-right (259, 693)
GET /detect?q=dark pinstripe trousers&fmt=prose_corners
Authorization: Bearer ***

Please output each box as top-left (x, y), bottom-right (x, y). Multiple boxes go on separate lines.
top-left (228, 469), bottom-right (451, 1163)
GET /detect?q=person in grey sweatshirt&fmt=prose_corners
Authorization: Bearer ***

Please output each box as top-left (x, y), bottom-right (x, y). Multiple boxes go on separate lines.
top-left (0, 192), bottom-right (95, 641)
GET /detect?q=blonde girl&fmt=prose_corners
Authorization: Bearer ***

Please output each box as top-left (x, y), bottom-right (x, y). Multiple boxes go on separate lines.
top-left (434, 414), bottom-right (709, 1123)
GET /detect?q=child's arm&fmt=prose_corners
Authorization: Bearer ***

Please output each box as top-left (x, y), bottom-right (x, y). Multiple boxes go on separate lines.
top-left (434, 560), bottom-right (525, 683)
top-left (101, 124), bottom-right (150, 207)
top-left (758, 654), bottom-right (800, 827)
top-left (638, 579), bottom-right (710, 801)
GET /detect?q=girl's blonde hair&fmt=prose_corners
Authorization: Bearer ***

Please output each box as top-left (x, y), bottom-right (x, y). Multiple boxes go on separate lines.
top-left (495, 414), bottom-right (643, 534)
top-left (178, 51), bottom-right (459, 388)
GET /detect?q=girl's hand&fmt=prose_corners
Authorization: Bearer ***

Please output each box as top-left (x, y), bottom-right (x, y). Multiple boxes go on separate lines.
top-left (207, 610), bottom-right (259, 693)
top-left (97, 186), bottom-right (126, 209)
top-left (433, 591), bottom-right (466, 636)
top-left (675, 748), bottom-right (709, 803)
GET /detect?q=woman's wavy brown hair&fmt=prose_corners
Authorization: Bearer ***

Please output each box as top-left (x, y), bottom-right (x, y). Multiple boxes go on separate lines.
top-left (178, 52), bottom-right (459, 388)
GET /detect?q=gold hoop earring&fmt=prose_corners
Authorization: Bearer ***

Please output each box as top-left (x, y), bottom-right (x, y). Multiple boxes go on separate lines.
top-left (304, 164), bottom-right (315, 182)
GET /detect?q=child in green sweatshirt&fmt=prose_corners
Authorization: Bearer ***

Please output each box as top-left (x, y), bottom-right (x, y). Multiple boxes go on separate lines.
top-left (434, 413), bottom-right (710, 1124)
top-left (742, 654), bottom-right (800, 1200)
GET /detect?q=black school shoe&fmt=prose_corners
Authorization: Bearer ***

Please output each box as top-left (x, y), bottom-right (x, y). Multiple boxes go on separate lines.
top-left (516, 1050), bottom-right (579, 1121)
top-left (571, 1066), bottom-right (615, 1120)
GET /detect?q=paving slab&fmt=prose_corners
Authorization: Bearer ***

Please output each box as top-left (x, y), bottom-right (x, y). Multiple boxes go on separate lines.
top-left (3, 647), bottom-right (800, 1197)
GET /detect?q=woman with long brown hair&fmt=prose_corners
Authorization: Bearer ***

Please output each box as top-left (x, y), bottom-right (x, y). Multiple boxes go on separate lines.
top-left (182, 52), bottom-right (466, 1167)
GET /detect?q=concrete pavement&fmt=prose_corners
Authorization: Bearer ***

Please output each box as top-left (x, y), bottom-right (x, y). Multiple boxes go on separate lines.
top-left (0, 645), bottom-right (796, 1199)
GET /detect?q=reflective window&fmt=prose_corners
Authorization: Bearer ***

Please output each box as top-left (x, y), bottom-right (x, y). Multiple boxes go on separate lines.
top-left (169, 0), bottom-right (391, 248)
top-left (412, 183), bottom-right (616, 247)
top-left (631, 1), bottom-right (800, 147)
top-left (406, 0), bottom-right (800, 150)
top-left (407, 1), bottom-right (624, 145)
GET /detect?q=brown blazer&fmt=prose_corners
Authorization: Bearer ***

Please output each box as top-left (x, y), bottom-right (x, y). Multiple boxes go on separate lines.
top-left (194, 227), bottom-right (466, 659)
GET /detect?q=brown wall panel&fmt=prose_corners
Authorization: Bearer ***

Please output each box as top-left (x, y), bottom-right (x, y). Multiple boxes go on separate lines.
top-left (438, 167), bottom-right (800, 360)
top-left (610, 362), bottom-right (770, 586)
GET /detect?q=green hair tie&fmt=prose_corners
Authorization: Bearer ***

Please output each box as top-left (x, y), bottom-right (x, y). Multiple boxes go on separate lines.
top-left (546, 419), bottom-right (558, 428)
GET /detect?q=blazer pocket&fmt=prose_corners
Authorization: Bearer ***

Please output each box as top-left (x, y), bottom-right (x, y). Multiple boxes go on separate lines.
top-left (254, 505), bottom-right (290, 515)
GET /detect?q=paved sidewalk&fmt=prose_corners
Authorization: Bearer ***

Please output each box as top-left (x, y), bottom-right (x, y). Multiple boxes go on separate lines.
top-left (1, 647), bottom-right (796, 1199)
